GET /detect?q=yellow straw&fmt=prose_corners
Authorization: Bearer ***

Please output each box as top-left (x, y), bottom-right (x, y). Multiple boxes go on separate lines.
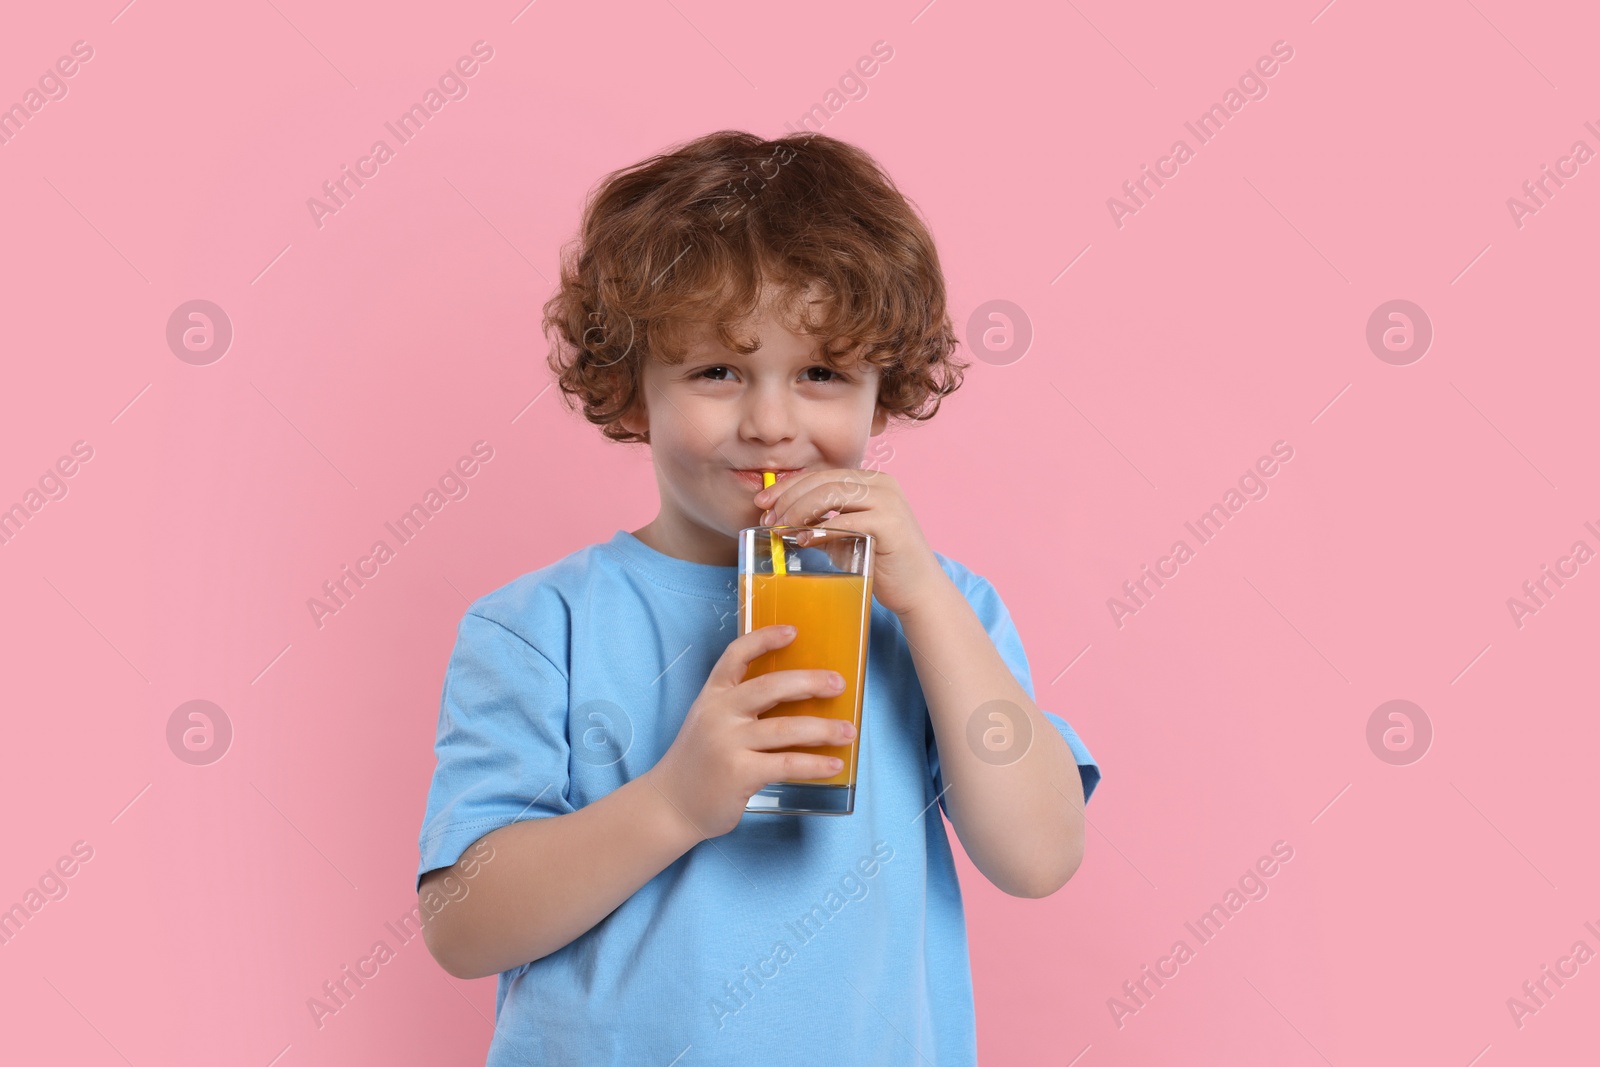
top-left (762, 471), bottom-right (787, 575)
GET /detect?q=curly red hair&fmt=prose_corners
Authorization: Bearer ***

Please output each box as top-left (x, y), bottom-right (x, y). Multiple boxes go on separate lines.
top-left (541, 130), bottom-right (968, 444)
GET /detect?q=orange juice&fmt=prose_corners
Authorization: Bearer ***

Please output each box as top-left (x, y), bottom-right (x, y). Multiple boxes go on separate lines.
top-left (739, 571), bottom-right (872, 787)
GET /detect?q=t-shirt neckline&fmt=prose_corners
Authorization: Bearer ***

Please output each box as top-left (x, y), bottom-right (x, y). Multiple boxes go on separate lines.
top-left (604, 529), bottom-right (738, 601)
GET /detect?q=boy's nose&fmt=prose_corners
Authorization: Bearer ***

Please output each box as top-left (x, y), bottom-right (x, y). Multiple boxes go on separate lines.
top-left (739, 386), bottom-right (797, 444)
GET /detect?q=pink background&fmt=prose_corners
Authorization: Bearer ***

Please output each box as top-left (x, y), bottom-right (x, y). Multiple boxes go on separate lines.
top-left (2, 0), bottom-right (1596, 1063)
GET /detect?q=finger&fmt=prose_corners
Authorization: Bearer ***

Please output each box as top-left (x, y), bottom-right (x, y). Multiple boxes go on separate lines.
top-left (730, 668), bottom-right (846, 716)
top-left (710, 624), bottom-right (797, 687)
top-left (753, 468), bottom-right (847, 513)
top-left (770, 481), bottom-right (871, 528)
top-left (756, 750), bottom-right (848, 783)
top-left (747, 713), bottom-right (857, 751)
top-left (767, 481), bottom-right (846, 526)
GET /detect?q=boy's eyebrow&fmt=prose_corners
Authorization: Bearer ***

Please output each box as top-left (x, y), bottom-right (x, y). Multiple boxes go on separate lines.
top-left (678, 349), bottom-right (866, 370)
top-left (672, 320), bottom-right (865, 366)
top-left (676, 349), bottom-right (738, 365)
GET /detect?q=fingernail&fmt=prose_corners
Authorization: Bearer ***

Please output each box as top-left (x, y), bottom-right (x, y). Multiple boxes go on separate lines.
top-left (841, 723), bottom-right (856, 738)
top-left (761, 509), bottom-right (774, 524)
top-left (829, 673), bottom-right (845, 690)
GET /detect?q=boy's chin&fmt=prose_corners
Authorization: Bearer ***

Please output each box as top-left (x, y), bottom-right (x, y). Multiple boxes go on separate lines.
top-left (696, 509), bottom-right (752, 537)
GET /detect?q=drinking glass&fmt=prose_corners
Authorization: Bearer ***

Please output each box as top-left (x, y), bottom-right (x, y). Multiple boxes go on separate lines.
top-left (738, 526), bottom-right (873, 815)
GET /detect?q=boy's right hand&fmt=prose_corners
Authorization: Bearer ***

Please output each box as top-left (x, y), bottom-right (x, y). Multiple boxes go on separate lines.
top-left (645, 624), bottom-right (856, 840)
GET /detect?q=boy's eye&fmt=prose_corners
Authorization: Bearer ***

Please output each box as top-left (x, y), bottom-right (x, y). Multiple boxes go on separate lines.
top-left (693, 365), bottom-right (849, 383)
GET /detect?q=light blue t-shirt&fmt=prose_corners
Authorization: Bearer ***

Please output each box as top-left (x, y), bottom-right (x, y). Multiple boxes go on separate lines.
top-left (416, 529), bottom-right (1101, 1066)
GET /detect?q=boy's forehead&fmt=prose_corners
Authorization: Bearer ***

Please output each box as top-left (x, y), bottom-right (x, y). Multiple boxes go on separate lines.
top-left (675, 328), bottom-right (866, 368)
top-left (665, 282), bottom-right (867, 366)
top-left (679, 311), bottom-right (828, 357)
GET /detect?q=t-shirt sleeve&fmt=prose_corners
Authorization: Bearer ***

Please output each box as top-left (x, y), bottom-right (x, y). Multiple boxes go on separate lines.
top-left (925, 564), bottom-right (1102, 820)
top-left (415, 610), bottom-right (576, 891)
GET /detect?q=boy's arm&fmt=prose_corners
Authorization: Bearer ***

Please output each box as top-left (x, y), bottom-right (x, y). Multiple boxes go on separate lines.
top-left (898, 574), bottom-right (1088, 899)
top-left (421, 619), bottom-right (850, 979)
top-left (421, 771), bottom-right (700, 980)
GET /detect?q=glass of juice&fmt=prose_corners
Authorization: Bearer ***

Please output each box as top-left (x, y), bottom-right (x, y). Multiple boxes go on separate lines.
top-left (738, 525), bottom-right (873, 815)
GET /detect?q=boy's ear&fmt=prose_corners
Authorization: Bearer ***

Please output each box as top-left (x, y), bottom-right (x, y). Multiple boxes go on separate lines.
top-left (618, 396), bottom-right (648, 439)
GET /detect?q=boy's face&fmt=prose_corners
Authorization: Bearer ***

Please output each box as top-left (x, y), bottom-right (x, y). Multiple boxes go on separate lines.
top-left (619, 291), bottom-right (890, 565)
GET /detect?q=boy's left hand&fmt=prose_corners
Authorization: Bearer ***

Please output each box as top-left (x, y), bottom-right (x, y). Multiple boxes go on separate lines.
top-left (754, 468), bottom-right (949, 617)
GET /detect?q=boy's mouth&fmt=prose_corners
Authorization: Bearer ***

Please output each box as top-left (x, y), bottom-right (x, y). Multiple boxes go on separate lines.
top-left (731, 467), bottom-right (803, 489)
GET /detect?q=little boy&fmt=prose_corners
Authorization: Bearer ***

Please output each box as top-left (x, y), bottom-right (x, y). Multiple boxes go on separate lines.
top-left (415, 130), bottom-right (1101, 1066)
